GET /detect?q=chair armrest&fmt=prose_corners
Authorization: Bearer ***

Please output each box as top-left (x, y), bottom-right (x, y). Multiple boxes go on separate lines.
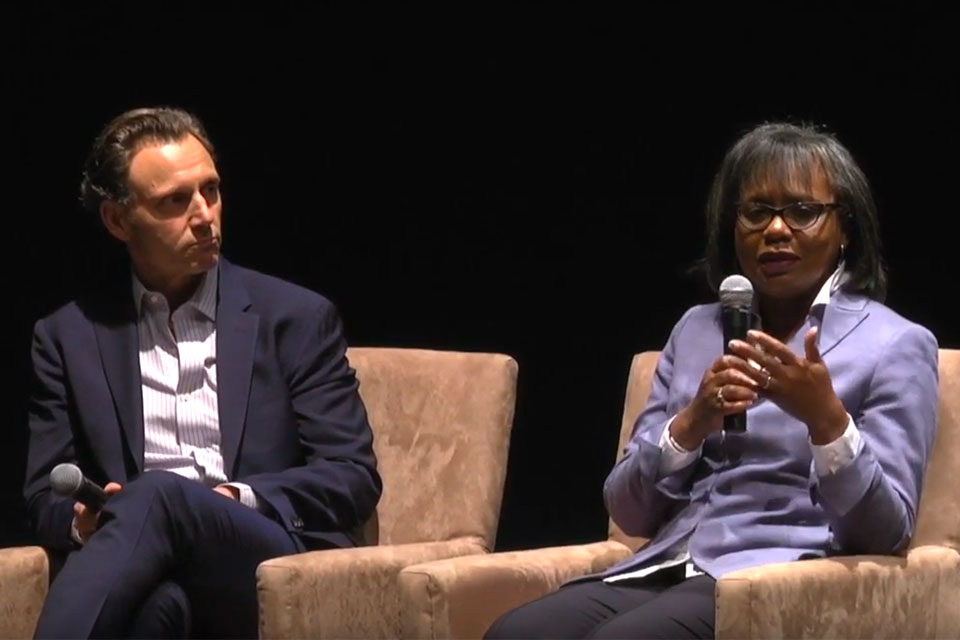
top-left (398, 540), bottom-right (633, 639)
top-left (0, 546), bottom-right (49, 639)
top-left (716, 545), bottom-right (960, 639)
top-left (257, 537), bottom-right (486, 639)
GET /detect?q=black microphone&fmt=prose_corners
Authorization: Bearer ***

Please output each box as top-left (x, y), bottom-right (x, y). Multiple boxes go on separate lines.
top-left (50, 463), bottom-right (108, 510)
top-left (719, 275), bottom-right (754, 433)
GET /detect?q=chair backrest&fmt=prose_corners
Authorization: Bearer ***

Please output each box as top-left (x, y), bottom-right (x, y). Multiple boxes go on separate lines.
top-left (347, 347), bottom-right (518, 550)
top-left (606, 349), bottom-right (960, 553)
top-left (912, 348), bottom-right (960, 551)
top-left (608, 351), bottom-right (660, 549)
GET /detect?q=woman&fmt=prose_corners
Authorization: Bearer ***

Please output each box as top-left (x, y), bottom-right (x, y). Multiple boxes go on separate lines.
top-left (486, 123), bottom-right (939, 639)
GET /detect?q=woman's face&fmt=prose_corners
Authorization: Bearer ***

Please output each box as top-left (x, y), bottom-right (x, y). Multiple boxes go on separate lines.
top-left (734, 168), bottom-right (848, 305)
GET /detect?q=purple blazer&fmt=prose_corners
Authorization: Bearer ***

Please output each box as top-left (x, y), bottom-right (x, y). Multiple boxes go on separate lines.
top-left (602, 288), bottom-right (939, 579)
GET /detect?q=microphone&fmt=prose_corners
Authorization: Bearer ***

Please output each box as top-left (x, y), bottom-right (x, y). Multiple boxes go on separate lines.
top-left (719, 275), bottom-right (754, 433)
top-left (50, 463), bottom-right (108, 510)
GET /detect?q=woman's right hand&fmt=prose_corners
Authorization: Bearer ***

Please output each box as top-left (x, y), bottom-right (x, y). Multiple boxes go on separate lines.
top-left (669, 355), bottom-right (761, 450)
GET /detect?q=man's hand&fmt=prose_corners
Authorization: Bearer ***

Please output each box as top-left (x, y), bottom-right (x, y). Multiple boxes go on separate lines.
top-left (74, 482), bottom-right (123, 544)
top-left (214, 484), bottom-right (240, 500)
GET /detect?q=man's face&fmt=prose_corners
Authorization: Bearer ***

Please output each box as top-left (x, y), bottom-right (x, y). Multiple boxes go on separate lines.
top-left (103, 134), bottom-right (222, 289)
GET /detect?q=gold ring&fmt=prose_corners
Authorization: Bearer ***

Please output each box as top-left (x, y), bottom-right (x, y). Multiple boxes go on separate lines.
top-left (716, 386), bottom-right (725, 407)
top-left (761, 369), bottom-right (771, 389)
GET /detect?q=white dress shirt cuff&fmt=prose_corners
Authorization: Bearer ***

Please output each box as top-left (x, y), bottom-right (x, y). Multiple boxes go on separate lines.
top-left (657, 416), bottom-right (702, 478)
top-left (225, 482), bottom-right (263, 511)
top-left (811, 414), bottom-right (862, 476)
top-left (70, 516), bottom-right (84, 546)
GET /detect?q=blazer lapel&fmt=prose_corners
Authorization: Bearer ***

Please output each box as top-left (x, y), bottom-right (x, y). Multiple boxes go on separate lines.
top-left (216, 260), bottom-right (258, 476)
top-left (92, 286), bottom-right (144, 475)
top-left (819, 289), bottom-right (871, 357)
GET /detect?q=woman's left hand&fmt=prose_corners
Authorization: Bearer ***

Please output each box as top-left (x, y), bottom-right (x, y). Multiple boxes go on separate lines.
top-left (728, 327), bottom-right (849, 444)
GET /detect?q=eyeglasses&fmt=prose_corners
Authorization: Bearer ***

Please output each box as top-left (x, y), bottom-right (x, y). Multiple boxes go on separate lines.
top-left (735, 201), bottom-right (841, 231)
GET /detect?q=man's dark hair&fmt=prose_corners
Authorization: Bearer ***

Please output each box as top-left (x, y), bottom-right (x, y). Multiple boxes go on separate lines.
top-left (80, 107), bottom-right (216, 213)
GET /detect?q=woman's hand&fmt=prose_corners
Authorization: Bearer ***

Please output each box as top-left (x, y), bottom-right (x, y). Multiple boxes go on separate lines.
top-left (728, 327), bottom-right (848, 444)
top-left (671, 353), bottom-right (760, 450)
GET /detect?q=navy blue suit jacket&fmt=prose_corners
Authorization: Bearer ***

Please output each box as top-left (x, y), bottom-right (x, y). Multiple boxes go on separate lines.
top-left (24, 259), bottom-right (381, 553)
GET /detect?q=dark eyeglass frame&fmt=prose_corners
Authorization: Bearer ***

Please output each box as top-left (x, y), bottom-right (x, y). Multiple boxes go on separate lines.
top-left (735, 201), bottom-right (843, 232)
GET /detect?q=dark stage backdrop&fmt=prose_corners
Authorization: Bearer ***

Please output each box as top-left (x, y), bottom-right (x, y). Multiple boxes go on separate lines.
top-left (5, 4), bottom-right (957, 550)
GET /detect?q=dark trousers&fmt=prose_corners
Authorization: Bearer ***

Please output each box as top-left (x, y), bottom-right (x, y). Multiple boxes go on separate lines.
top-left (34, 471), bottom-right (301, 639)
top-left (485, 566), bottom-right (716, 639)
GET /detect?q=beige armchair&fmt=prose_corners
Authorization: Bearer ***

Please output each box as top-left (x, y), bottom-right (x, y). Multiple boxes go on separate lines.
top-left (0, 347), bottom-right (518, 640)
top-left (398, 350), bottom-right (960, 639)
top-left (257, 348), bottom-right (518, 638)
top-left (0, 545), bottom-right (48, 639)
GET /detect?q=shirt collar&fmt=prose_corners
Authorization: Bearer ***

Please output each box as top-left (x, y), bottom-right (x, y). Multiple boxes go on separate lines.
top-left (811, 266), bottom-right (848, 311)
top-left (132, 266), bottom-right (219, 321)
top-left (748, 266), bottom-right (848, 327)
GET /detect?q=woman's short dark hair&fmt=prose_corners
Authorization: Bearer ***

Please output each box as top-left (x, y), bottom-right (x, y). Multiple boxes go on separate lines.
top-left (703, 122), bottom-right (887, 301)
top-left (80, 107), bottom-right (216, 213)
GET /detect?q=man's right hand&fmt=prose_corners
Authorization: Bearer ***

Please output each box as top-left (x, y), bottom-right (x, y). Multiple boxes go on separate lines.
top-left (73, 482), bottom-right (123, 544)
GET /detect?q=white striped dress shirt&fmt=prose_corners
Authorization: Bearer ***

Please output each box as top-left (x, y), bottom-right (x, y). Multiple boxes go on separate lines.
top-left (133, 266), bottom-right (260, 509)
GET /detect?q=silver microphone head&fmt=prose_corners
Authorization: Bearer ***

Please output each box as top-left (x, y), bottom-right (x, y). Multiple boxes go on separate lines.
top-left (719, 274), bottom-right (754, 310)
top-left (50, 463), bottom-right (84, 496)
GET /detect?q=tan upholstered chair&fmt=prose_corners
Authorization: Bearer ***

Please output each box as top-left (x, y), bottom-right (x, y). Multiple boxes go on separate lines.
top-left (0, 546), bottom-right (47, 639)
top-left (257, 348), bottom-right (518, 638)
top-left (0, 348), bottom-right (518, 640)
top-left (398, 349), bottom-right (960, 639)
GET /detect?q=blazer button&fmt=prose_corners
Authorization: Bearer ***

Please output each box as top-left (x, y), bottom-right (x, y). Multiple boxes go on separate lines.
top-left (292, 517), bottom-right (304, 529)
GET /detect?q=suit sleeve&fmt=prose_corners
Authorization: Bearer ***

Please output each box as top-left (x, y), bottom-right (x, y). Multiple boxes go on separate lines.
top-left (239, 300), bottom-right (382, 540)
top-left (812, 323), bottom-right (939, 553)
top-left (23, 317), bottom-right (80, 551)
top-left (603, 309), bottom-right (701, 538)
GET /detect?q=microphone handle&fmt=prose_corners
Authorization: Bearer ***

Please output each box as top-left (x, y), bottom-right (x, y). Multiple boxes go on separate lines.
top-left (75, 479), bottom-right (108, 510)
top-left (722, 306), bottom-right (751, 433)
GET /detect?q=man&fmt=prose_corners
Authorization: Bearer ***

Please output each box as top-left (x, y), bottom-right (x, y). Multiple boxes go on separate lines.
top-left (24, 107), bottom-right (382, 638)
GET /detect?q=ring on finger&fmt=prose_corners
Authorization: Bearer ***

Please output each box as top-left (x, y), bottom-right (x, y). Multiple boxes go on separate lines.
top-left (715, 386), bottom-right (725, 407)
top-left (760, 368), bottom-right (771, 389)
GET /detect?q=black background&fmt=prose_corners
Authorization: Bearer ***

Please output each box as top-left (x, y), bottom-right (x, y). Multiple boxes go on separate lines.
top-left (4, 4), bottom-right (957, 550)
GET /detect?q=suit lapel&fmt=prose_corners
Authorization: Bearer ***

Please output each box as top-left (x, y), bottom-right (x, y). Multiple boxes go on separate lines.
top-left (216, 260), bottom-right (258, 476)
top-left (92, 282), bottom-right (144, 475)
top-left (819, 289), bottom-right (871, 357)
